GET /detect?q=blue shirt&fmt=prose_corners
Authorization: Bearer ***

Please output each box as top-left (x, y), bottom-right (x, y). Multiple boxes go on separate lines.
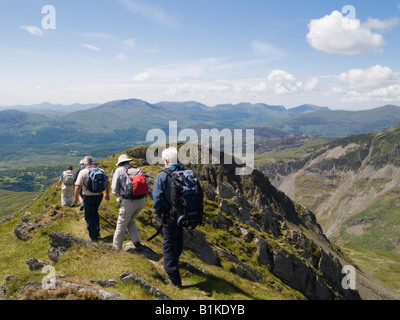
top-left (152, 164), bottom-right (182, 217)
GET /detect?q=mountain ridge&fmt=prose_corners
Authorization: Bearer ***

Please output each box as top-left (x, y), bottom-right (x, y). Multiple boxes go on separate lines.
top-left (3, 145), bottom-right (395, 300)
top-left (255, 121), bottom-right (400, 254)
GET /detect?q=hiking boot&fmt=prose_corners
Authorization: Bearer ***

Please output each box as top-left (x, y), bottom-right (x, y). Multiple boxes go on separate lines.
top-left (79, 205), bottom-right (84, 211)
top-left (133, 241), bottom-right (144, 251)
top-left (165, 279), bottom-right (182, 289)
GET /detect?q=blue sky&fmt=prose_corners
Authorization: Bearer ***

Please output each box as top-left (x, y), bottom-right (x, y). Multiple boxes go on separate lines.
top-left (0, 0), bottom-right (400, 110)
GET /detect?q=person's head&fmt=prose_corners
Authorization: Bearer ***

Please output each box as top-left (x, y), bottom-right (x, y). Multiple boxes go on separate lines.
top-left (67, 165), bottom-right (73, 171)
top-left (83, 155), bottom-right (94, 167)
top-left (79, 159), bottom-right (84, 168)
top-left (162, 147), bottom-right (178, 166)
top-left (116, 154), bottom-right (133, 166)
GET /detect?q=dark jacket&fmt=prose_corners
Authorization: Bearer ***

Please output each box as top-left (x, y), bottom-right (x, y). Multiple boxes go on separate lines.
top-left (152, 164), bottom-right (182, 217)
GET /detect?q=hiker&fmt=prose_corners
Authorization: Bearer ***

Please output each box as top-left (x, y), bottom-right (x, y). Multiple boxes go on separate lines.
top-left (74, 156), bottom-right (110, 242)
top-left (152, 147), bottom-right (184, 288)
top-left (56, 165), bottom-right (75, 207)
top-left (111, 154), bottom-right (148, 251)
top-left (74, 159), bottom-right (85, 211)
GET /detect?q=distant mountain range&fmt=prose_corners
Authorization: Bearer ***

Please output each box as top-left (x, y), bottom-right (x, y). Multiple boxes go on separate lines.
top-left (0, 102), bottom-right (99, 116)
top-left (1, 98), bottom-right (400, 167)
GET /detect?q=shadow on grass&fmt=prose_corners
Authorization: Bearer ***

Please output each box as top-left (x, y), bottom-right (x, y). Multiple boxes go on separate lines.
top-left (180, 263), bottom-right (254, 299)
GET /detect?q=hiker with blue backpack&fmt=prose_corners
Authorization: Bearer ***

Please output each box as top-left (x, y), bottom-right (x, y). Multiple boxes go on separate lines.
top-left (111, 154), bottom-right (148, 251)
top-left (74, 155), bottom-right (110, 242)
top-left (152, 147), bottom-right (204, 288)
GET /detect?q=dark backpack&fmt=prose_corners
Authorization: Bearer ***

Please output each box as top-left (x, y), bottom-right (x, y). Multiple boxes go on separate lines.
top-left (124, 166), bottom-right (149, 199)
top-left (165, 167), bottom-right (204, 230)
top-left (86, 167), bottom-right (107, 193)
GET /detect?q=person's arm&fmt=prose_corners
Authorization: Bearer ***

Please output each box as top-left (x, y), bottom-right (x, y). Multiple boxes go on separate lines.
top-left (111, 168), bottom-right (120, 195)
top-left (152, 174), bottom-right (165, 217)
top-left (74, 185), bottom-right (82, 204)
top-left (56, 177), bottom-right (62, 190)
top-left (74, 170), bottom-right (84, 204)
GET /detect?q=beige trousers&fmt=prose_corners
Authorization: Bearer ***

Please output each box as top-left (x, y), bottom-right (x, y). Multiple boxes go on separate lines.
top-left (61, 185), bottom-right (74, 206)
top-left (113, 197), bottom-right (146, 249)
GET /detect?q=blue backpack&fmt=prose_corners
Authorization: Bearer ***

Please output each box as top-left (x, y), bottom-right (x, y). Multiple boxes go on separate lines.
top-left (165, 167), bottom-right (204, 229)
top-left (86, 167), bottom-right (107, 193)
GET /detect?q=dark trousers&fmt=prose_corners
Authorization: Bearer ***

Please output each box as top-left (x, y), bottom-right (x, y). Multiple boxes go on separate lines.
top-left (83, 194), bottom-right (103, 241)
top-left (163, 222), bottom-right (184, 286)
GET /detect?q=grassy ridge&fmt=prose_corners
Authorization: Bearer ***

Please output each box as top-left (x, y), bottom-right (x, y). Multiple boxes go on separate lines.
top-left (0, 149), bottom-right (303, 300)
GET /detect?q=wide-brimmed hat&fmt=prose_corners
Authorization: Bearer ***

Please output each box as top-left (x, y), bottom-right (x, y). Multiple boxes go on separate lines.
top-left (116, 154), bottom-right (133, 166)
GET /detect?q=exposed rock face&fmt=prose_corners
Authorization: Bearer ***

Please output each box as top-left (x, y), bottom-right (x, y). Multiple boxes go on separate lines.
top-left (183, 229), bottom-right (219, 266)
top-left (190, 154), bottom-right (361, 300)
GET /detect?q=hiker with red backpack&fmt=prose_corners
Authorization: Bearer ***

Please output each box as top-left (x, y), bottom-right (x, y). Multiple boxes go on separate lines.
top-left (56, 165), bottom-right (75, 207)
top-left (111, 154), bottom-right (149, 251)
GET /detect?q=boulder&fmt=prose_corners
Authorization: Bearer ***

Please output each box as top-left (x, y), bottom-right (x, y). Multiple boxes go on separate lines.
top-left (26, 258), bottom-right (51, 271)
top-left (183, 229), bottom-right (219, 265)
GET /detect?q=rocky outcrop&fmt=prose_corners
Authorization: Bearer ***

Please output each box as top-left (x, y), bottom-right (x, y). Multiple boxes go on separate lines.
top-left (47, 230), bottom-right (98, 262)
top-left (183, 229), bottom-right (219, 266)
top-left (120, 271), bottom-right (171, 300)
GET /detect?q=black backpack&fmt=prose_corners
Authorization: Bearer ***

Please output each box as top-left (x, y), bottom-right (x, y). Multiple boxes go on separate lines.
top-left (165, 167), bottom-right (204, 230)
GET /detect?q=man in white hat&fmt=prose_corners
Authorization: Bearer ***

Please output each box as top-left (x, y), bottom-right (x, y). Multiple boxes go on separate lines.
top-left (111, 154), bottom-right (147, 250)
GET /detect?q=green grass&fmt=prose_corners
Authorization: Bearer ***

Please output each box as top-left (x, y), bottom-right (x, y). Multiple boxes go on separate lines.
top-left (0, 189), bottom-right (39, 219)
top-left (337, 190), bottom-right (400, 252)
top-left (341, 244), bottom-right (400, 290)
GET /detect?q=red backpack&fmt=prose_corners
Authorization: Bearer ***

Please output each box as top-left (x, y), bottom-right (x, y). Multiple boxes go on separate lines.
top-left (125, 167), bottom-right (149, 199)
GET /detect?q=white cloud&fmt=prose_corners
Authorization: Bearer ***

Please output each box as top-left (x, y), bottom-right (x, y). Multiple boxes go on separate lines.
top-left (115, 53), bottom-right (128, 60)
top-left (82, 44), bottom-right (101, 51)
top-left (117, 0), bottom-right (177, 26)
top-left (339, 65), bottom-right (396, 89)
top-left (336, 65), bottom-right (400, 103)
top-left (20, 25), bottom-right (43, 37)
top-left (307, 11), bottom-right (385, 54)
top-left (132, 72), bottom-right (151, 82)
top-left (304, 78), bottom-right (319, 91)
top-left (267, 70), bottom-right (303, 95)
top-left (362, 17), bottom-right (399, 32)
top-left (122, 38), bottom-right (136, 47)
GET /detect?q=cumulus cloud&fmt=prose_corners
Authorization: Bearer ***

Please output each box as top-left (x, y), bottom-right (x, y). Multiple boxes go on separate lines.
top-left (307, 11), bottom-right (386, 54)
top-left (20, 25), bottom-right (43, 37)
top-left (304, 78), bottom-right (319, 91)
top-left (132, 72), bottom-right (150, 82)
top-left (339, 65), bottom-right (396, 89)
top-left (267, 70), bottom-right (303, 95)
top-left (336, 65), bottom-right (400, 102)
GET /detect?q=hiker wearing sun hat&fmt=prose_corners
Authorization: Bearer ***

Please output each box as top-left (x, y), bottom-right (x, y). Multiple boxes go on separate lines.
top-left (111, 154), bottom-right (149, 251)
